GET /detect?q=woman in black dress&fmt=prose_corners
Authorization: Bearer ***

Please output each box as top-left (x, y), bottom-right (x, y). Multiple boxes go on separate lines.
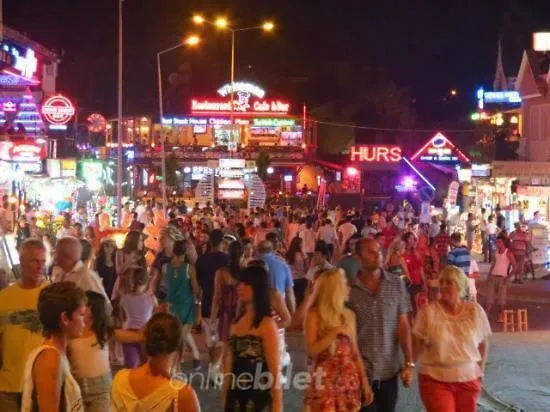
top-left (95, 239), bottom-right (117, 298)
top-left (223, 266), bottom-right (282, 412)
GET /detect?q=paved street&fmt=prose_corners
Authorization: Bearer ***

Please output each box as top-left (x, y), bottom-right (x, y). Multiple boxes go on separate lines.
top-left (178, 263), bottom-right (550, 411)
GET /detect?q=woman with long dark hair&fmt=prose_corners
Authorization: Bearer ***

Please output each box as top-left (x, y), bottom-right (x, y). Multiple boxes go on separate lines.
top-left (95, 239), bottom-right (118, 299)
top-left (286, 236), bottom-right (308, 306)
top-left (223, 266), bottom-right (282, 412)
top-left (210, 240), bottom-right (243, 345)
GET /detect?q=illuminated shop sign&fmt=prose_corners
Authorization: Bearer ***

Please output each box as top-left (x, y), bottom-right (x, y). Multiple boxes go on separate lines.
top-left (0, 141), bottom-right (47, 162)
top-left (471, 163), bottom-right (491, 177)
top-left (252, 118), bottom-right (295, 127)
top-left (533, 32), bottom-right (550, 52)
top-left (161, 117), bottom-right (252, 126)
top-left (411, 132), bottom-right (470, 164)
top-left (0, 42), bottom-right (38, 80)
top-left (350, 145), bottom-right (402, 162)
top-left (217, 82), bottom-right (265, 98)
top-left (191, 99), bottom-right (290, 115)
top-left (476, 87), bottom-right (521, 109)
top-left (41, 95), bottom-right (75, 129)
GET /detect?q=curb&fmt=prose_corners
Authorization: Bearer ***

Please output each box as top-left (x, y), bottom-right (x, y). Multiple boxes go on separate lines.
top-left (477, 291), bottom-right (550, 305)
top-left (478, 387), bottom-right (524, 412)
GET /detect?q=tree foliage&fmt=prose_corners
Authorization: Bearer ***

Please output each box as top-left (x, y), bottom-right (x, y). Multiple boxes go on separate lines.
top-left (256, 150), bottom-right (271, 180)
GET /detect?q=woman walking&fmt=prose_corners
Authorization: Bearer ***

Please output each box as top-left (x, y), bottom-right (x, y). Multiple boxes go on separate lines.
top-left (165, 240), bottom-right (201, 370)
top-left (413, 266), bottom-right (491, 412)
top-left (67, 291), bottom-right (113, 411)
top-left (21, 282), bottom-right (87, 412)
top-left (210, 240), bottom-right (242, 349)
top-left (223, 266), bottom-right (282, 412)
top-left (286, 236), bottom-right (309, 306)
top-left (303, 268), bottom-right (372, 411)
top-left (95, 239), bottom-right (118, 299)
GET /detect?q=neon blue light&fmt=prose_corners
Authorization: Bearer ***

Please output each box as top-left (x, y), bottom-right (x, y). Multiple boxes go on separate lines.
top-left (483, 91), bottom-right (521, 104)
top-left (402, 157), bottom-right (436, 191)
top-left (477, 87), bottom-right (484, 109)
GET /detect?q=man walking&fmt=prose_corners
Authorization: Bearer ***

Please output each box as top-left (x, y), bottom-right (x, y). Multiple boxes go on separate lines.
top-left (486, 234), bottom-right (517, 320)
top-left (349, 238), bottom-right (414, 412)
top-left (0, 240), bottom-right (47, 411)
top-left (447, 232), bottom-right (471, 276)
top-left (434, 223), bottom-right (452, 270)
top-left (509, 222), bottom-right (529, 283)
top-left (196, 229), bottom-right (228, 381)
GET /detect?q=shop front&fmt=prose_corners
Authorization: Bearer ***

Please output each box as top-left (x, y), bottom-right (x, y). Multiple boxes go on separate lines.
top-left (127, 81), bottom-right (313, 196)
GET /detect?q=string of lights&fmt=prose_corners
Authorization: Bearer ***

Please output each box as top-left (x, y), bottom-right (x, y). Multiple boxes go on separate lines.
top-left (308, 119), bottom-right (494, 134)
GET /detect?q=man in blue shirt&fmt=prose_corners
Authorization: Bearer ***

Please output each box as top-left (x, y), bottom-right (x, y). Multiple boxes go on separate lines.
top-left (447, 232), bottom-right (471, 276)
top-left (258, 240), bottom-right (296, 315)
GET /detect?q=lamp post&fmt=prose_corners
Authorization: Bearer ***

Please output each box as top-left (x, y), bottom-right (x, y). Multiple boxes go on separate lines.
top-left (193, 16), bottom-right (274, 150)
top-left (116, 0), bottom-right (124, 227)
top-left (157, 36), bottom-right (200, 218)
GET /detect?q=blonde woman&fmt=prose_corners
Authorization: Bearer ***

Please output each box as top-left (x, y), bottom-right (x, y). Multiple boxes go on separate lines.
top-left (304, 268), bottom-right (373, 411)
top-left (385, 239), bottom-right (410, 279)
top-left (413, 266), bottom-right (491, 412)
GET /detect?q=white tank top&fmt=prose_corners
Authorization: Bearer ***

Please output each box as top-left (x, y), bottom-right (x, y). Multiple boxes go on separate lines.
top-left (493, 249), bottom-right (510, 277)
top-left (67, 334), bottom-right (111, 379)
top-left (21, 345), bottom-right (83, 412)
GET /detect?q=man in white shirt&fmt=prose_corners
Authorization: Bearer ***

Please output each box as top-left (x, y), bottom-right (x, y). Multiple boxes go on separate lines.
top-left (52, 237), bottom-right (109, 303)
top-left (317, 219), bottom-right (339, 261)
top-left (298, 220), bottom-right (316, 258)
top-left (338, 215), bottom-right (358, 252)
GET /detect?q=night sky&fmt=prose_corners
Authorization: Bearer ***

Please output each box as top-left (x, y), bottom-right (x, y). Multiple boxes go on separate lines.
top-left (4, 0), bottom-right (550, 127)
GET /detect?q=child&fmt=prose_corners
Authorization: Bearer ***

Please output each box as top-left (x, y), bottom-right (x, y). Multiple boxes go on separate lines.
top-left (118, 266), bottom-right (157, 368)
top-left (67, 291), bottom-right (113, 411)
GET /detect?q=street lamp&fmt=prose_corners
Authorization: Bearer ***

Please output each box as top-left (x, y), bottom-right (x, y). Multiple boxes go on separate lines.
top-left (116, 0), bottom-right (124, 227)
top-left (192, 15), bottom-right (274, 150)
top-left (157, 35), bottom-right (200, 217)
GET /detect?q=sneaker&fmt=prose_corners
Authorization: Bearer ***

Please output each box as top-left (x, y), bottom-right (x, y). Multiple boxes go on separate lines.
top-left (192, 358), bottom-right (202, 371)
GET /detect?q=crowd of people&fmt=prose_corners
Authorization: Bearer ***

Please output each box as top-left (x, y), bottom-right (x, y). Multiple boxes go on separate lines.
top-left (0, 199), bottom-right (507, 411)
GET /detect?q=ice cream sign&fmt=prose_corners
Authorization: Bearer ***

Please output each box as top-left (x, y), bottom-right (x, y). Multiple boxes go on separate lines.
top-left (411, 132), bottom-right (470, 164)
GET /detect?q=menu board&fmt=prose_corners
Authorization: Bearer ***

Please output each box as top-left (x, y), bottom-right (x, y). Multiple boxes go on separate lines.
top-left (529, 223), bottom-right (549, 265)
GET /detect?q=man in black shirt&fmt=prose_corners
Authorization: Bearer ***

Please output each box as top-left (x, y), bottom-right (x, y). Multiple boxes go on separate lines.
top-left (196, 229), bottom-right (228, 381)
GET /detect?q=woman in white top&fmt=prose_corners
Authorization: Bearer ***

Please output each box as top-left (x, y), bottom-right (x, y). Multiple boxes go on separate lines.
top-left (67, 291), bottom-right (113, 411)
top-left (413, 266), bottom-right (491, 412)
top-left (111, 312), bottom-right (200, 412)
top-left (22, 282), bottom-right (87, 412)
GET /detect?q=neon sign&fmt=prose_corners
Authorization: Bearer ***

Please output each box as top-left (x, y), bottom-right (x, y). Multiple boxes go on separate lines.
top-left (217, 82), bottom-right (265, 98)
top-left (411, 132), bottom-right (470, 164)
top-left (253, 118), bottom-right (295, 127)
top-left (161, 117), bottom-right (251, 126)
top-left (191, 99), bottom-right (290, 115)
top-left (2, 101), bottom-right (16, 113)
top-left (41, 95), bottom-right (75, 125)
top-left (0, 43), bottom-right (38, 80)
top-left (476, 87), bottom-right (520, 109)
top-left (87, 113), bottom-right (107, 133)
top-left (350, 145), bottom-right (402, 162)
top-left (0, 141), bottom-right (46, 162)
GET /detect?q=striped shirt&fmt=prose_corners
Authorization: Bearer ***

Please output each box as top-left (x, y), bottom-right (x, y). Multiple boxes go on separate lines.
top-left (447, 246), bottom-right (471, 275)
top-left (347, 271), bottom-right (411, 380)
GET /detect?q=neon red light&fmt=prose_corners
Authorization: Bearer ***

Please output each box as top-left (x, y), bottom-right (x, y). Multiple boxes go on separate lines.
top-left (41, 95), bottom-right (75, 125)
top-left (350, 145), bottom-right (402, 162)
top-left (191, 98), bottom-right (290, 115)
top-left (411, 132), bottom-right (470, 163)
